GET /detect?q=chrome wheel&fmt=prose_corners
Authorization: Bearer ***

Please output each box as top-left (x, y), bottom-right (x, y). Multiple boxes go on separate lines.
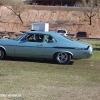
top-left (0, 49), bottom-right (5, 60)
top-left (54, 52), bottom-right (71, 64)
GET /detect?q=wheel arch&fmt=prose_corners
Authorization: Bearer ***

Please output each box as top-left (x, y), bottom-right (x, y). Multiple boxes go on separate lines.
top-left (0, 46), bottom-right (6, 56)
top-left (53, 51), bottom-right (73, 59)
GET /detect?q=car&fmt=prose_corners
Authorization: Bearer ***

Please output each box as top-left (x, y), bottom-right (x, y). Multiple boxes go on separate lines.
top-left (76, 31), bottom-right (89, 38)
top-left (56, 29), bottom-right (70, 37)
top-left (22, 0), bottom-right (34, 5)
top-left (0, 31), bottom-right (93, 64)
top-left (74, 4), bottom-right (80, 7)
top-left (55, 4), bottom-right (61, 6)
top-left (64, 4), bottom-right (68, 6)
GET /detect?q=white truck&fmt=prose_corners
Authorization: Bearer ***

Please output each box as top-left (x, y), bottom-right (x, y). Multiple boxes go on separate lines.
top-left (56, 29), bottom-right (70, 37)
top-left (22, 0), bottom-right (34, 4)
top-left (31, 23), bottom-right (49, 32)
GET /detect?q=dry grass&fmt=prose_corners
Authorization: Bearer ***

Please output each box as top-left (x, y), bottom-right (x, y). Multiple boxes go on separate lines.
top-left (0, 60), bottom-right (100, 100)
top-left (0, 6), bottom-right (100, 100)
top-left (0, 40), bottom-right (100, 100)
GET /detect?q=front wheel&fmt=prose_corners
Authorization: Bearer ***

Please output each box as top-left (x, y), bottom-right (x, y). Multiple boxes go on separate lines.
top-left (54, 52), bottom-right (71, 64)
top-left (0, 48), bottom-right (5, 60)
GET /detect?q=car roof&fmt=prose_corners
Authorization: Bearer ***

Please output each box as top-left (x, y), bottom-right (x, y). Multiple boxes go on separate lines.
top-left (26, 31), bottom-right (66, 38)
top-left (26, 30), bottom-right (71, 42)
top-left (27, 30), bottom-right (56, 35)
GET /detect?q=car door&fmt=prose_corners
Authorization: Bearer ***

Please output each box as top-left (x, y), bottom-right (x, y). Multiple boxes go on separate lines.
top-left (14, 33), bottom-right (44, 58)
top-left (41, 35), bottom-right (57, 58)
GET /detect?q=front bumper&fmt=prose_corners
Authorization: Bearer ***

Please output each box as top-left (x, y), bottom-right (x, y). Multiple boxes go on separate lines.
top-left (87, 45), bottom-right (93, 58)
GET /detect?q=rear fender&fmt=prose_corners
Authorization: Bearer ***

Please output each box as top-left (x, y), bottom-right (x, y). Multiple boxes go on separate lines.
top-left (53, 50), bottom-right (73, 58)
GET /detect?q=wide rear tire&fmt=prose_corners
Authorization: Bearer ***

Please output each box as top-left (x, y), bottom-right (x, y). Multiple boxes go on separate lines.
top-left (54, 52), bottom-right (71, 64)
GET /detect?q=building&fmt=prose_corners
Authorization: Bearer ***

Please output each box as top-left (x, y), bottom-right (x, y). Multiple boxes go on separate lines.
top-left (23, 0), bottom-right (81, 6)
top-left (35, 0), bottom-right (81, 6)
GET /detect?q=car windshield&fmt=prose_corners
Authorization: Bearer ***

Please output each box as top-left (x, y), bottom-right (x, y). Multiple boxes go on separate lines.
top-left (16, 33), bottom-right (26, 41)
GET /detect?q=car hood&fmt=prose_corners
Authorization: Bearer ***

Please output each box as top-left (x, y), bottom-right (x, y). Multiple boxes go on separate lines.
top-left (0, 39), bottom-right (16, 45)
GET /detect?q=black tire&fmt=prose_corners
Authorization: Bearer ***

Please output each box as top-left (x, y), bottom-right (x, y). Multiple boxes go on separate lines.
top-left (0, 48), bottom-right (5, 60)
top-left (54, 52), bottom-right (71, 64)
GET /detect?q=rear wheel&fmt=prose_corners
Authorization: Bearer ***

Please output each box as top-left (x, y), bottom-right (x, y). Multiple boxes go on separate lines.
top-left (0, 48), bottom-right (5, 60)
top-left (54, 52), bottom-right (71, 64)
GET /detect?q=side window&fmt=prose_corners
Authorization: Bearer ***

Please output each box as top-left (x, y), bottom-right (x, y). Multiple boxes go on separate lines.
top-left (34, 34), bottom-right (44, 42)
top-left (45, 35), bottom-right (56, 43)
top-left (27, 34), bottom-right (35, 42)
top-left (21, 34), bottom-right (44, 42)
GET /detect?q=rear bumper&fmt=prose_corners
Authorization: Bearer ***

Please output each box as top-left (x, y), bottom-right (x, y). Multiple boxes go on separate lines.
top-left (87, 53), bottom-right (93, 58)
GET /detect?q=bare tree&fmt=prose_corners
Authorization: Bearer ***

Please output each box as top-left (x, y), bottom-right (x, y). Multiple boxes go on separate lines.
top-left (77, 0), bottom-right (100, 25)
top-left (1, 0), bottom-right (28, 24)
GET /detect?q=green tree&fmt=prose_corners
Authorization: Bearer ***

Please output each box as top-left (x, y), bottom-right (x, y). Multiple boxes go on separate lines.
top-left (0, 0), bottom-right (28, 24)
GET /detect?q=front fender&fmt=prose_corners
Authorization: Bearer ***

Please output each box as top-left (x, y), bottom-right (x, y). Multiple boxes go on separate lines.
top-left (0, 45), bottom-right (6, 52)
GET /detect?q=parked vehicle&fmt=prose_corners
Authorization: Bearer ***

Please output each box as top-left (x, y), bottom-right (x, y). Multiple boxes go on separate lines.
top-left (76, 32), bottom-right (89, 38)
top-left (74, 4), bottom-right (80, 7)
top-left (0, 31), bottom-right (93, 64)
top-left (56, 29), bottom-right (70, 37)
top-left (64, 4), bottom-right (68, 6)
top-left (22, 0), bottom-right (34, 5)
top-left (31, 23), bottom-right (49, 32)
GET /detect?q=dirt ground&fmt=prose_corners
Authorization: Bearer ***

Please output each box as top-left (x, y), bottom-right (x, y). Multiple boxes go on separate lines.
top-left (0, 6), bottom-right (100, 38)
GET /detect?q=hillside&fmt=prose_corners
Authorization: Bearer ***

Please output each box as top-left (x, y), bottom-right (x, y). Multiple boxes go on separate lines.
top-left (0, 6), bottom-right (100, 38)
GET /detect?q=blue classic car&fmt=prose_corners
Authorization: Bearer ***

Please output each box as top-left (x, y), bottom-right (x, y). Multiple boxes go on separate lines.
top-left (0, 31), bottom-right (93, 64)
